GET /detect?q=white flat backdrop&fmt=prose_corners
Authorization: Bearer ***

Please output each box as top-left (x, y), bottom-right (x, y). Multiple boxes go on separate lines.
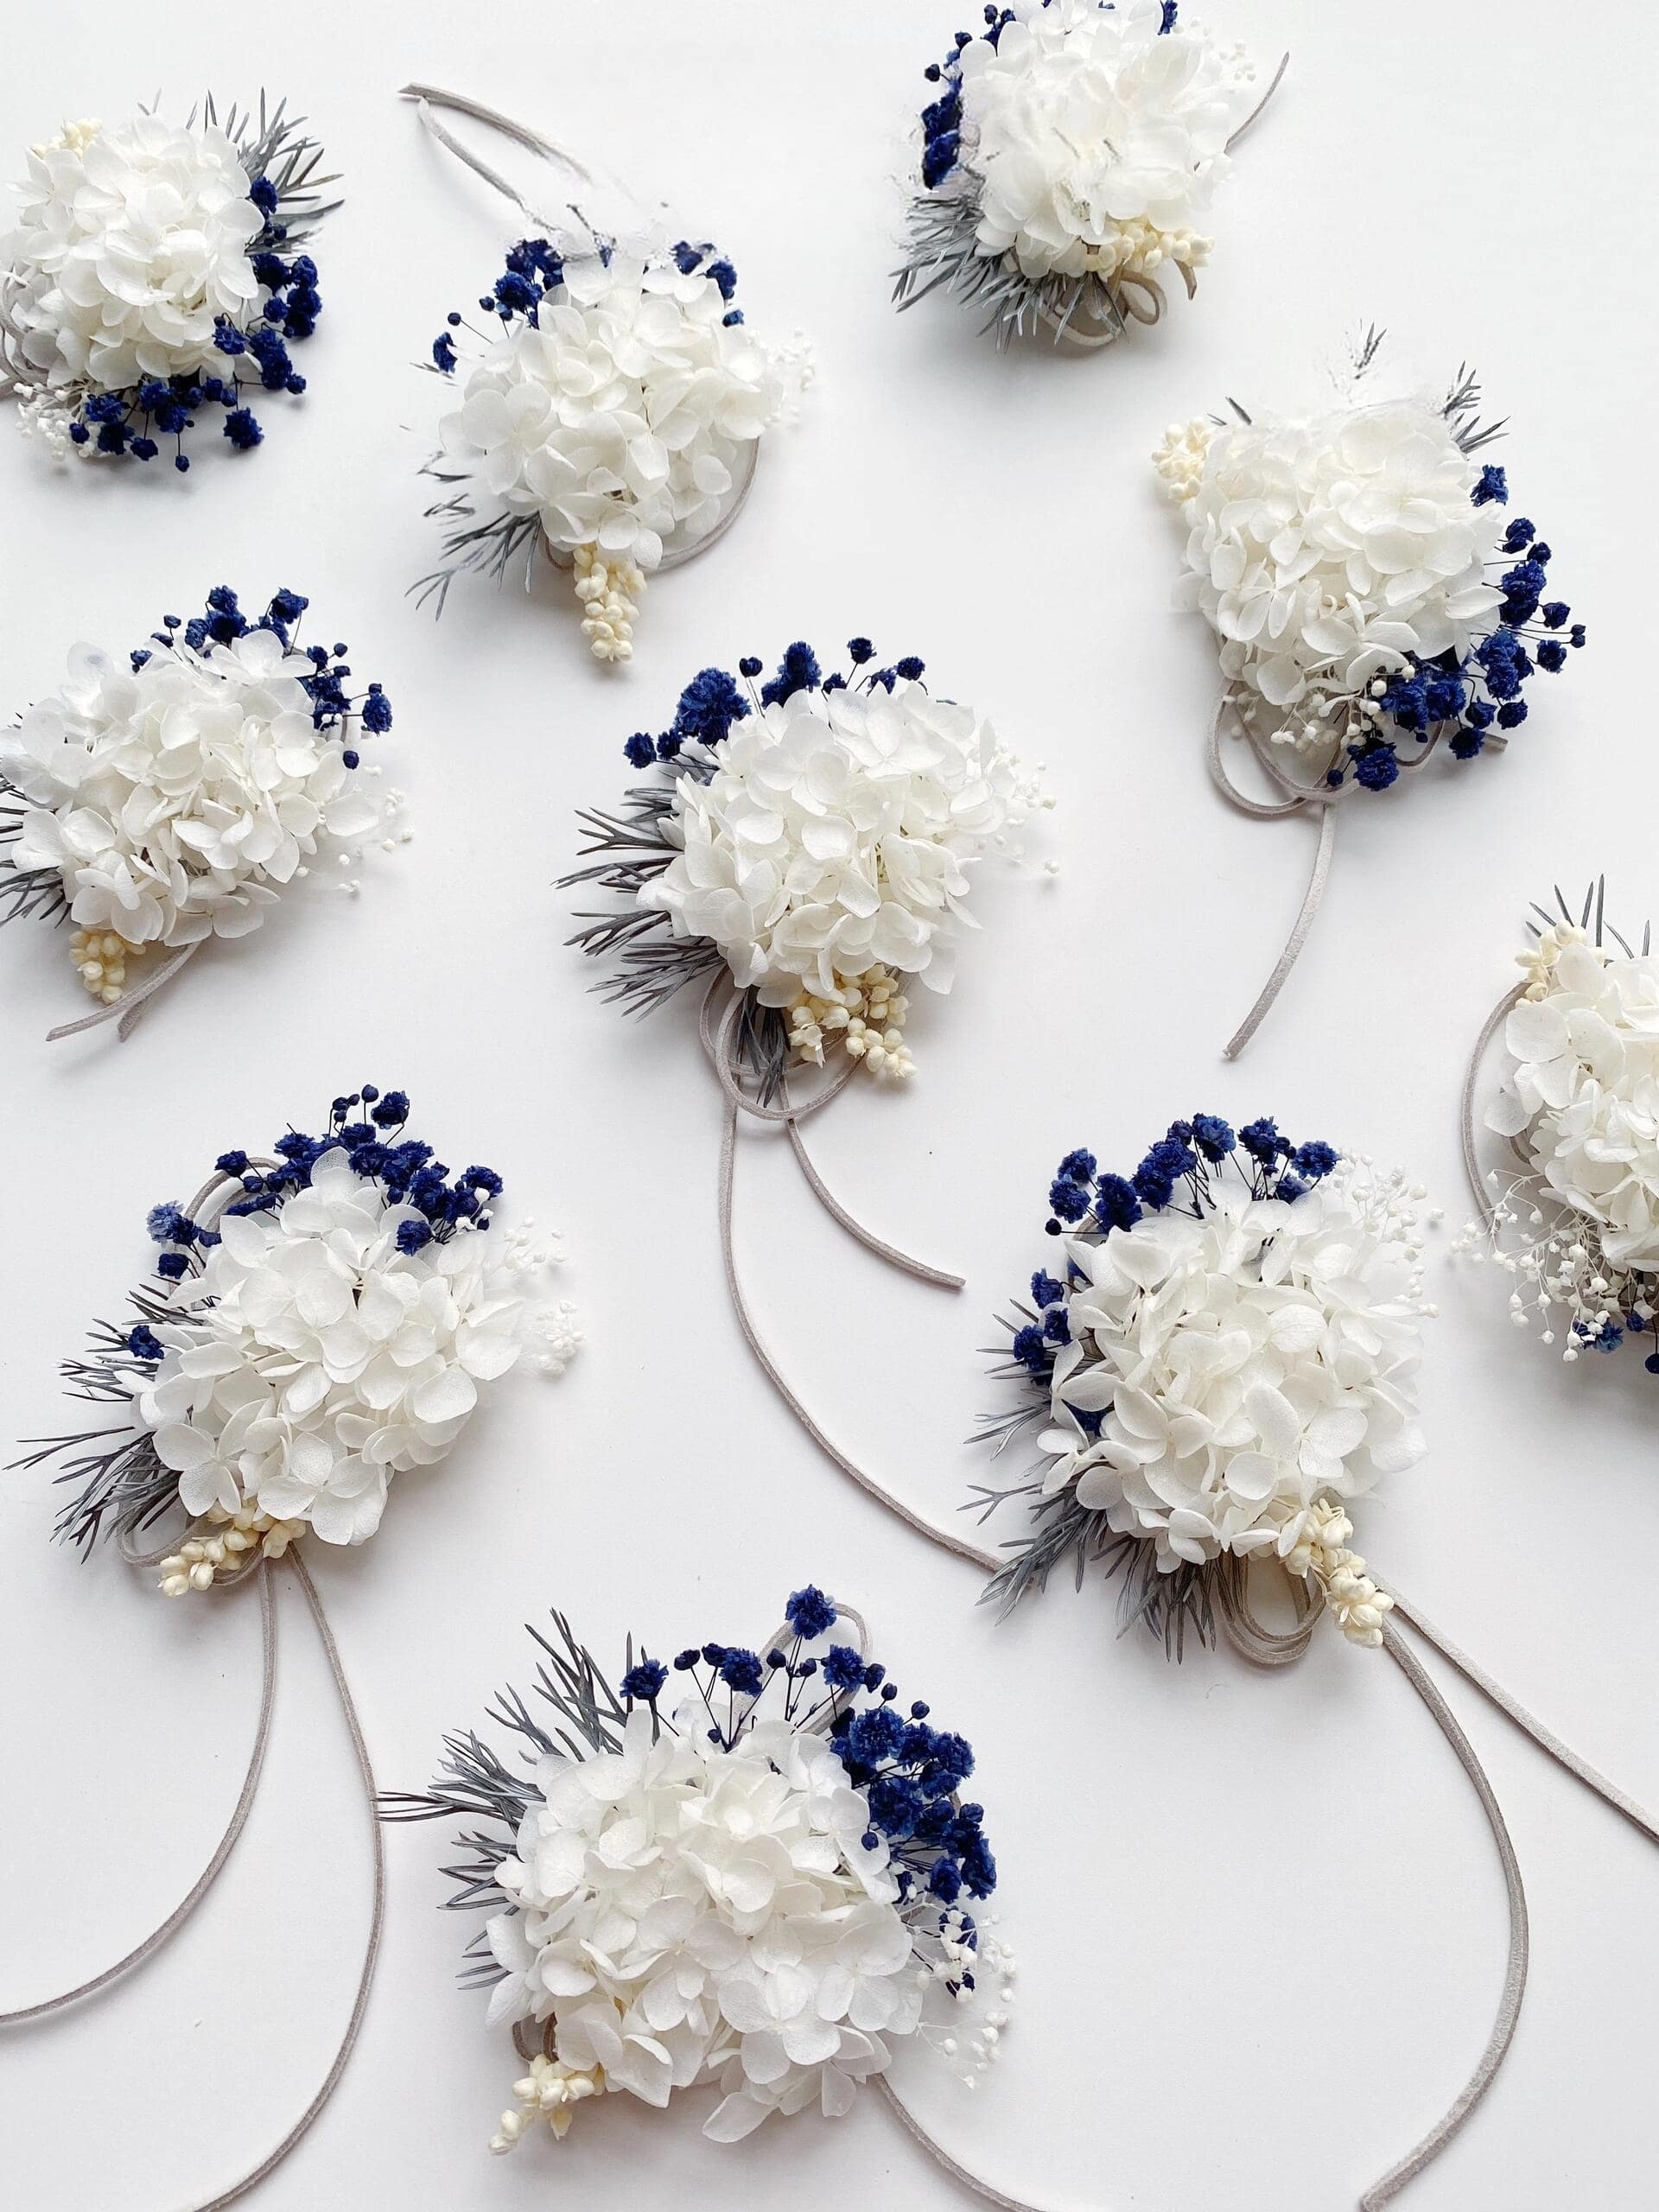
top-left (3, 5), bottom-right (1656, 2208)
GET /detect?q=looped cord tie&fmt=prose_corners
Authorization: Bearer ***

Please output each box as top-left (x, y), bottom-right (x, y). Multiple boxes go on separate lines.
top-left (46, 938), bottom-right (201, 1045)
top-left (704, 976), bottom-right (993, 1563)
top-left (1209, 694), bottom-right (1443, 1058)
top-left (1459, 982), bottom-right (1526, 1219)
top-left (2, 1160), bottom-right (384, 2204)
top-left (1227, 50), bottom-right (1291, 150)
top-left (400, 83), bottom-right (602, 239)
top-left (701, 975), bottom-right (963, 1290)
top-left (0, 1553), bottom-right (383, 2209)
top-left (1207, 691), bottom-right (1338, 1056)
top-left (874, 1547), bottom-right (1655, 2209)
top-left (880, 1555), bottom-right (1528, 2211)
top-left (0, 1560), bottom-right (276, 2025)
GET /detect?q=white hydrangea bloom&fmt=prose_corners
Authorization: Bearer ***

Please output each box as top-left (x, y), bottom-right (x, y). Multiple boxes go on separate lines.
top-left (1166, 395), bottom-right (1500, 748)
top-left (1040, 1166), bottom-right (1428, 1575)
top-left (137, 1149), bottom-right (528, 1547)
top-left (640, 679), bottom-right (1046, 1003)
top-left (954, 0), bottom-right (1255, 282)
top-left (1489, 935), bottom-right (1659, 1270)
top-left (484, 1710), bottom-right (931, 2140)
top-left (439, 254), bottom-right (790, 573)
top-left (1, 627), bottom-right (384, 950)
top-left (3, 114), bottom-right (261, 394)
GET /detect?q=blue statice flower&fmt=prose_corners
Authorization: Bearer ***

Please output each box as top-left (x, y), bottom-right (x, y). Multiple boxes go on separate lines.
top-left (1092, 1174), bottom-right (1142, 1231)
top-left (60, 169), bottom-right (326, 467)
top-left (1314, 460), bottom-right (1583, 790)
top-left (822, 1644), bottom-right (868, 1692)
top-left (914, 11), bottom-right (1020, 190)
top-left (143, 590), bottom-right (391, 756)
top-left (201, 1090), bottom-right (503, 1245)
top-left (621, 1658), bottom-right (668, 1702)
top-left (1192, 1114), bottom-right (1236, 1162)
top-left (1351, 740), bottom-right (1401, 791)
top-left (1011, 1323), bottom-right (1048, 1372)
top-left (1046, 1173), bottom-right (1091, 1225)
top-left (146, 1202), bottom-right (193, 1245)
top-left (717, 1648), bottom-right (766, 1695)
top-left (590, 1597), bottom-right (1001, 1933)
top-left (126, 1324), bottom-right (166, 1363)
top-left (1293, 1141), bottom-right (1338, 1180)
top-left (785, 1585), bottom-right (838, 1640)
top-left (620, 638), bottom-right (936, 770)
top-left (760, 641), bottom-right (823, 708)
top-left (673, 667), bottom-right (750, 748)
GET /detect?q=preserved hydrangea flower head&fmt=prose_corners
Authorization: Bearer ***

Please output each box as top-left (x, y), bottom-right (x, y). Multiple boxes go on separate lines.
top-left (388, 1587), bottom-right (1009, 2152)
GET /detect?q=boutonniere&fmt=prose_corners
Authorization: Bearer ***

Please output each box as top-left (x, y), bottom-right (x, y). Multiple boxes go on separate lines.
top-left (660, 1101), bottom-right (1655, 2202)
top-left (3, 1088), bottom-right (576, 2197)
top-left (32, 1084), bottom-right (577, 1586)
top-left (945, 1108), bottom-right (1658, 2202)
top-left (563, 639), bottom-right (1051, 1491)
top-left (1156, 332), bottom-right (1586, 1052)
top-left (386, 1585), bottom-right (1011, 2153)
top-left (404, 87), bottom-right (810, 660)
top-left (0, 588), bottom-right (400, 1039)
top-left (895, 2), bottom-right (1284, 348)
top-left (2, 96), bottom-right (335, 466)
top-left (978, 1112), bottom-right (1428, 1649)
top-left (1455, 885), bottom-right (1658, 1375)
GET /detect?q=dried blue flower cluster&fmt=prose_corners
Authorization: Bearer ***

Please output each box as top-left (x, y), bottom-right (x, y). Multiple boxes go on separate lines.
top-left (67, 177), bottom-right (321, 468)
top-left (1005, 1115), bottom-right (1340, 1382)
top-left (127, 588), bottom-right (391, 759)
top-left (140, 1088), bottom-right (505, 1286)
top-left (918, 9), bottom-right (1016, 190)
top-left (430, 234), bottom-right (747, 378)
top-left (620, 1583), bottom-right (996, 1920)
top-left (623, 639), bottom-right (929, 767)
top-left (918, 3), bottom-right (1184, 192)
top-left (1342, 479), bottom-right (1586, 792)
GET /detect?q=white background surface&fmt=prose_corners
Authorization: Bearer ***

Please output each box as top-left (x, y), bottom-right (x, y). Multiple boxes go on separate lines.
top-left (3, 4), bottom-right (1656, 2208)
